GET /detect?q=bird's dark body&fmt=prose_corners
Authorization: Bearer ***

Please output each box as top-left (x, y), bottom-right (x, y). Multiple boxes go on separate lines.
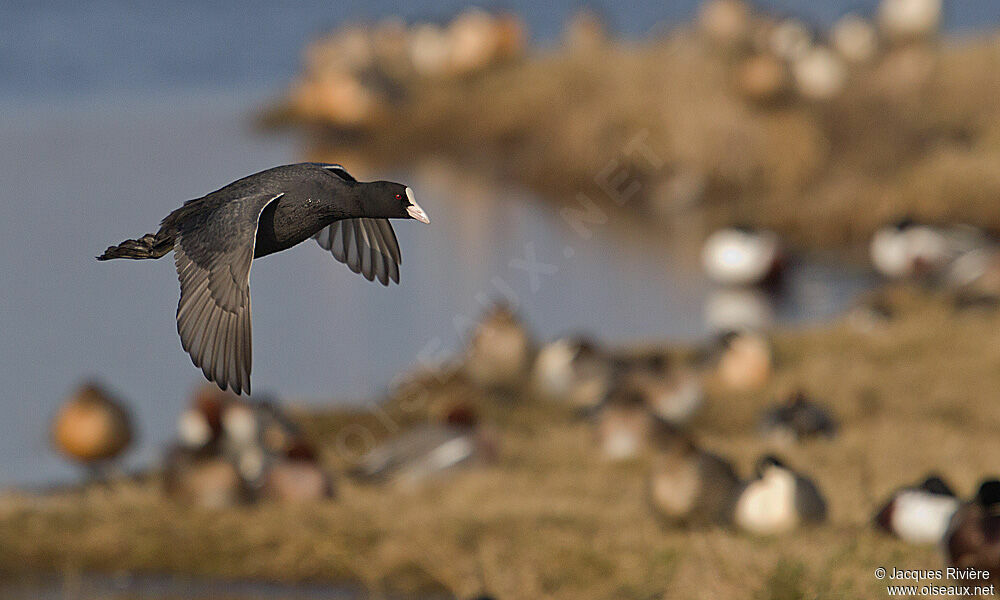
top-left (155, 164), bottom-right (392, 259)
top-left (98, 162), bottom-right (427, 395)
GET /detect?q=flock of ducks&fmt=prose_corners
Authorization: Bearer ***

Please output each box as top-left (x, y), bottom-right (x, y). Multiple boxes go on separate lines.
top-left (871, 218), bottom-right (1000, 306)
top-left (463, 304), bottom-right (830, 536)
top-left (287, 0), bottom-right (945, 129)
top-left (286, 0), bottom-right (945, 129)
top-left (163, 386), bottom-right (335, 508)
top-left (48, 212), bottom-right (1000, 575)
top-left (700, 0), bottom-right (942, 103)
top-left (289, 8), bottom-right (527, 126)
top-left (876, 474), bottom-right (1000, 577)
top-left (702, 216), bottom-right (1000, 336)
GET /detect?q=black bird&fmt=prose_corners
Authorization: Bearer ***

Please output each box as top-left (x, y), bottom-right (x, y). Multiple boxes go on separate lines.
top-left (98, 163), bottom-right (430, 395)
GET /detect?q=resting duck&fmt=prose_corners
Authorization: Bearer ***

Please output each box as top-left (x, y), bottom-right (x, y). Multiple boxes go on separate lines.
top-left (163, 447), bottom-right (251, 510)
top-left (870, 218), bottom-right (951, 279)
top-left (261, 440), bottom-right (336, 503)
top-left (874, 474), bottom-right (959, 544)
top-left (351, 406), bottom-right (498, 488)
top-left (531, 336), bottom-right (615, 413)
top-left (734, 455), bottom-right (827, 535)
top-left (176, 384), bottom-right (228, 456)
top-left (648, 429), bottom-right (742, 526)
top-left (619, 354), bottom-right (704, 427)
top-left (51, 381), bottom-right (134, 477)
top-left (595, 386), bottom-right (655, 461)
top-left (463, 303), bottom-right (534, 391)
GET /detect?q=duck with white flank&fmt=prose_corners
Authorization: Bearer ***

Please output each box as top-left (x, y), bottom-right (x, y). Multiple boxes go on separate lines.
top-left (873, 474), bottom-right (959, 545)
top-left (648, 429), bottom-right (742, 527)
top-left (175, 385), bottom-right (228, 456)
top-left (702, 226), bottom-right (783, 287)
top-left (98, 163), bottom-right (430, 395)
top-left (870, 217), bottom-right (952, 280)
top-left (351, 405), bottom-right (498, 489)
top-left (734, 455), bottom-right (827, 535)
top-left (944, 479), bottom-right (1000, 583)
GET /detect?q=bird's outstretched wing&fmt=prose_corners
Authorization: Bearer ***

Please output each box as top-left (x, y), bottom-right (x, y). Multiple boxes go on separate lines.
top-left (314, 218), bottom-right (401, 285)
top-left (174, 192), bottom-right (284, 395)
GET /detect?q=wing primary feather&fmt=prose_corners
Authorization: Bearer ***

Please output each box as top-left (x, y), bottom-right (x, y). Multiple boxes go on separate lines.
top-left (313, 218), bottom-right (401, 285)
top-left (359, 220), bottom-right (375, 281)
top-left (331, 221), bottom-right (347, 262)
top-left (217, 310), bottom-right (231, 392)
top-left (243, 299), bottom-right (252, 395)
top-left (375, 219), bottom-right (401, 265)
top-left (364, 220), bottom-right (388, 285)
top-left (346, 220), bottom-right (361, 273)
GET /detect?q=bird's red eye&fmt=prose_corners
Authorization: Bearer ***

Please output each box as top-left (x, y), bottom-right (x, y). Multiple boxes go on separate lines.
top-left (395, 193), bottom-right (402, 200)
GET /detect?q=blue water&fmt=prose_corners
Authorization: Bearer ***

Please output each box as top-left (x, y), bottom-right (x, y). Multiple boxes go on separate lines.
top-left (0, 0), bottom-right (987, 487)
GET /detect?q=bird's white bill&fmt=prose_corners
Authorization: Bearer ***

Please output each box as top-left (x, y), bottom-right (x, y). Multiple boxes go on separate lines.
top-left (405, 187), bottom-right (430, 224)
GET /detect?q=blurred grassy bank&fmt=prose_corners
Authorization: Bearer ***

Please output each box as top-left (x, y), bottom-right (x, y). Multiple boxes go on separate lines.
top-left (263, 19), bottom-right (1000, 251)
top-left (3, 288), bottom-right (1000, 599)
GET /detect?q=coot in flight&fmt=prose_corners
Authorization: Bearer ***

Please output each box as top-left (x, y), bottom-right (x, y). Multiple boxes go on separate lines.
top-left (98, 163), bottom-right (430, 395)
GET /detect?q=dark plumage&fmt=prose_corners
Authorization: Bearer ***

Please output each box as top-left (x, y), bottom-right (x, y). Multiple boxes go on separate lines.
top-left (758, 391), bottom-right (838, 442)
top-left (945, 479), bottom-right (1000, 582)
top-left (648, 428), bottom-right (742, 527)
top-left (98, 163), bottom-right (430, 395)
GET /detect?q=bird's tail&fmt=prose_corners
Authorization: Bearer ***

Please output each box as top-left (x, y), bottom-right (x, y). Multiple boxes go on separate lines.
top-left (97, 233), bottom-right (173, 261)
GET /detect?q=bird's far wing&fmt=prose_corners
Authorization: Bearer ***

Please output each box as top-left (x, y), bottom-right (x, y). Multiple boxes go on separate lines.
top-left (174, 192), bottom-right (284, 395)
top-left (314, 218), bottom-right (401, 286)
top-left (319, 163), bottom-right (358, 182)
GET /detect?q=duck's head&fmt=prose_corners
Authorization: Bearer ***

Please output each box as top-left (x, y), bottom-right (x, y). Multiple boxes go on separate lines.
top-left (920, 474), bottom-right (956, 497)
top-left (754, 454), bottom-right (788, 478)
top-left (975, 479), bottom-right (1000, 509)
top-left (365, 181), bottom-right (430, 224)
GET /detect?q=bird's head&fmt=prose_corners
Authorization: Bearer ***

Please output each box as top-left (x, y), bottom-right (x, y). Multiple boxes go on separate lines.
top-left (368, 181), bottom-right (431, 224)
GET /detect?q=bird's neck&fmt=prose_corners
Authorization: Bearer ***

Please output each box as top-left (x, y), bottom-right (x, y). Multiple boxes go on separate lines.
top-left (322, 185), bottom-right (367, 220)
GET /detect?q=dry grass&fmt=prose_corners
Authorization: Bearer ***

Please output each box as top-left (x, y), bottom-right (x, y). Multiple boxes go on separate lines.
top-left (265, 26), bottom-right (1000, 250)
top-left (2, 288), bottom-right (1000, 599)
